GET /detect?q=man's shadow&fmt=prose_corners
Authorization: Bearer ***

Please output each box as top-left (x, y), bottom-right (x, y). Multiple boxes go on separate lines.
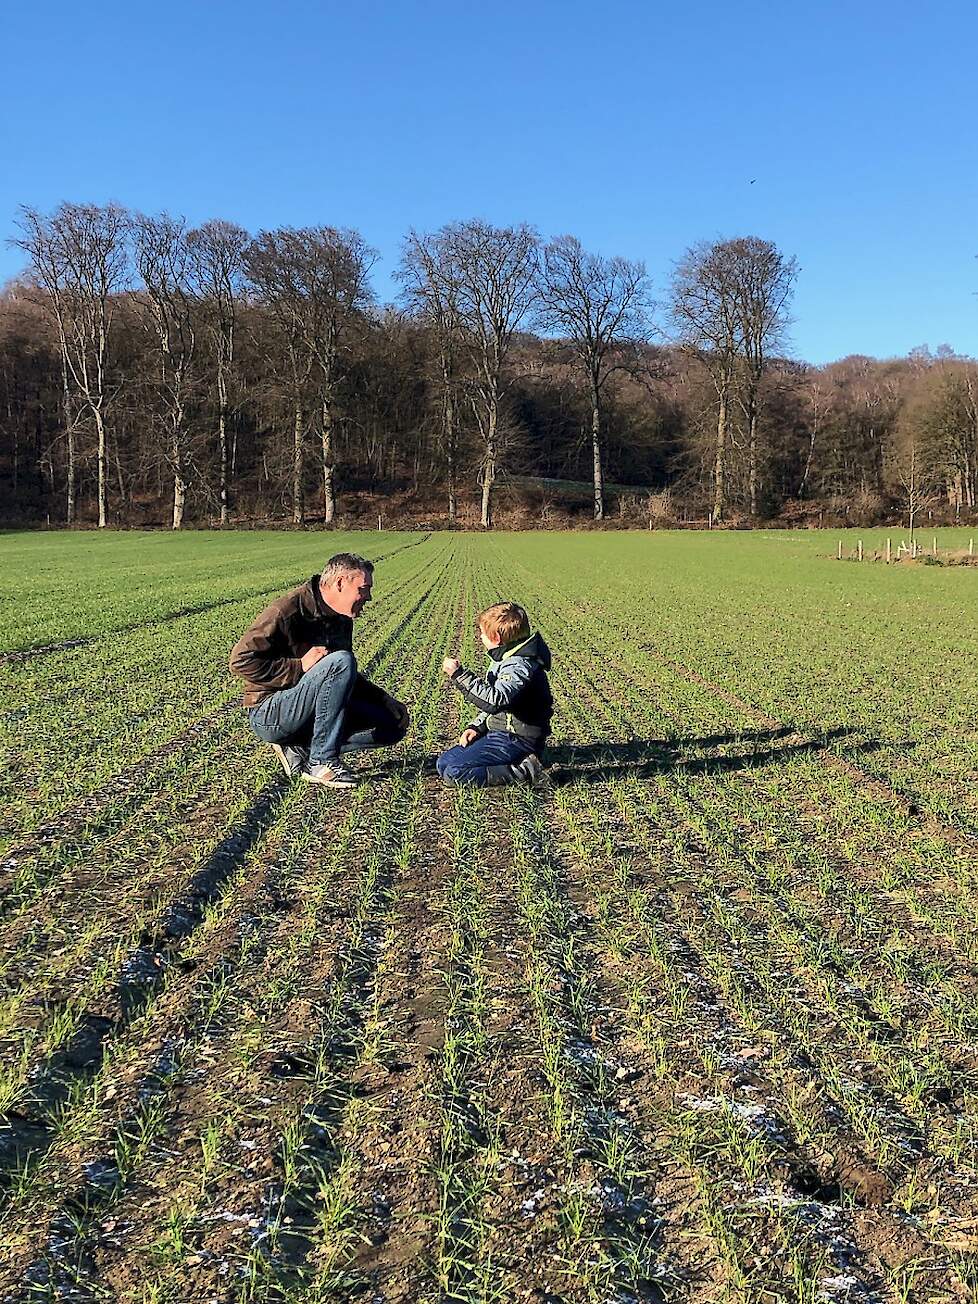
top-left (544, 726), bottom-right (890, 786)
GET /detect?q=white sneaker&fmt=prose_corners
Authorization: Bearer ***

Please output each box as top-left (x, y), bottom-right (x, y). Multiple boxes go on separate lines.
top-left (301, 762), bottom-right (358, 789)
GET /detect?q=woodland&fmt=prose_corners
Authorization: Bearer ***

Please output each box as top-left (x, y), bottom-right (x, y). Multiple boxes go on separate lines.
top-left (1, 204), bottom-right (975, 530)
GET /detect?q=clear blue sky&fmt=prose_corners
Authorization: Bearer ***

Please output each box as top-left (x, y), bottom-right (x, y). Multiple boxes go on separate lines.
top-left (2, 0), bottom-right (976, 365)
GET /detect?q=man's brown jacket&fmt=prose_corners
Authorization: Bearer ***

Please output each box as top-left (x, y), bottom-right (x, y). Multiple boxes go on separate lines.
top-left (230, 575), bottom-right (364, 708)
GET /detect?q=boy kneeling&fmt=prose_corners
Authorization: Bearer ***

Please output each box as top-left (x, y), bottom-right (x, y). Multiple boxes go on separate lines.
top-left (438, 602), bottom-right (552, 786)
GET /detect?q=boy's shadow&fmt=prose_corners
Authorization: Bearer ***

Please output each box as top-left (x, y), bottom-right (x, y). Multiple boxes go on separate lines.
top-left (545, 726), bottom-right (890, 786)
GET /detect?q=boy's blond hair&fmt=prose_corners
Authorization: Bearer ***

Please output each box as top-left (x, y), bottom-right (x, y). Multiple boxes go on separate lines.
top-left (478, 602), bottom-right (531, 646)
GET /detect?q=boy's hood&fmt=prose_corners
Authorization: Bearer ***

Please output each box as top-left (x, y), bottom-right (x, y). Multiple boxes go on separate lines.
top-left (489, 631), bottom-right (551, 670)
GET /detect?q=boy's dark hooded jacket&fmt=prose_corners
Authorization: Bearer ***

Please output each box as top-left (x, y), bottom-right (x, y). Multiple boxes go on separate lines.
top-left (450, 632), bottom-right (553, 747)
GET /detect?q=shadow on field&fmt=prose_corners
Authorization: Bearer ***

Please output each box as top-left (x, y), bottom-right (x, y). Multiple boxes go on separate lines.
top-left (0, 776), bottom-right (288, 1190)
top-left (547, 726), bottom-right (884, 786)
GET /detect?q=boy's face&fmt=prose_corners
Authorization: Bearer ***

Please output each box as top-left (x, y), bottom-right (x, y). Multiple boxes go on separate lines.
top-left (479, 625), bottom-right (501, 651)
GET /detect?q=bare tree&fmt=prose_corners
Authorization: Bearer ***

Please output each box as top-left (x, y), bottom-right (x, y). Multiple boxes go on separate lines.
top-left (188, 220), bottom-right (248, 523)
top-left (244, 226), bottom-right (375, 525)
top-left (727, 238), bottom-right (798, 516)
top-left (433, 221), bottom-right (538, 528)
top-left (539, 236), bottom-right (650, 519)
top-left (11, 203), bottom-right (129, 526)
top-left (132, 212), bottom-right (200, 528)
top-left (671, 237), bottom-right (797, 520)
top-left (670, 240), bottom-right (744, 522)
top-left (397, 229), bottom-right (465, 521)
top-left (889, 425), bottom-right (930, 545)
top-left (245, 246), bottom-right (313, 523)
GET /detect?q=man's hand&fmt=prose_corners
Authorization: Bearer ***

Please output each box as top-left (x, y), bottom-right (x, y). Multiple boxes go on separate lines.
top-left (443, 657), bottom-right (461, 677)
top-left (300, 645), bottom-right (327, 672)
top-left (458, 727), bottom-right (480, 747)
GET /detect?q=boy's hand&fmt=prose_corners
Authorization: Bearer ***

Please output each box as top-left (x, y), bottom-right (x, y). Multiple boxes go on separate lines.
top-left (442, 657), bottom-right (460, 677)
top-left (458, 727), bottom-right (480, 747)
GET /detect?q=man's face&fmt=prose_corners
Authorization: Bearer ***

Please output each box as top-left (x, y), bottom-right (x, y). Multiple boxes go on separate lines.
top-left (322, 569), bottom-right (373, 618)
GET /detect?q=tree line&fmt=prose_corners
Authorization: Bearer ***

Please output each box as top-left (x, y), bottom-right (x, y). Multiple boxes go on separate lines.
top-left (1, 201), bottom-right (976, 529)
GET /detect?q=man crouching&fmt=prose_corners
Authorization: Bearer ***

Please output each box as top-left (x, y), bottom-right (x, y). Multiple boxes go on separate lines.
top-left (229, 553), bottom-right (409, 788)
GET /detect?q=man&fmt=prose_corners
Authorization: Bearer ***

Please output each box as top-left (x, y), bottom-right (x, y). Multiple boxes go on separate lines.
top-left (229, 553), bottom-right (409, 788)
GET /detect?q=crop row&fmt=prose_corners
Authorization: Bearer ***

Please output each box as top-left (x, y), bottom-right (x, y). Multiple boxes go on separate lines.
top-left (0, 540), bottom-right (458, 1298)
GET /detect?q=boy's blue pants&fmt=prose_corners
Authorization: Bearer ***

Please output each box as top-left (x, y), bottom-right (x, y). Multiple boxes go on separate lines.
top-left (436, 731), bottom-right (537, 786)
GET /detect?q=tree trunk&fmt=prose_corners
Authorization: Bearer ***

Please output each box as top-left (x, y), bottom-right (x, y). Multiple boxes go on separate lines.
top-left (799, 428), bottom-right (817, 498)
top-left (218, 365), bottom-right (229, 525)
top-left (171, 398), bottom-right (188, 529)
top-left (292, 402), bottom-right (304, 525)
top-left (61, 355), bottom-right (75, 524)
top-left (172, 466), bottom-right (187, 529)
top-left (66, 425), bottom-right (76, 525)
top-left (748, 404), bottom-right (759, 517)
top-left (481, 451), bottom-right (495, 529)
top-left (591, 383), bottom-right (604, 521)
top-left (799, 388), bottom-right (821, 499)
top-left (713, 387), bottom-right (727, 523)
top-left (444, 382), bottom-right (457, 522)
top-left (94, 406), bottom-right (107, 528)
top-left (321, 396), bottom-right (336, 526)
top-left (481, 402), bottom-right (497, 529)
top-left (447, 441), bottom-right (457, 522)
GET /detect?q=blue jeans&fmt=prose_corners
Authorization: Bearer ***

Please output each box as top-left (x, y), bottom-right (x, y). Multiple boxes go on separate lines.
top-left (436, 731), bottom-right (537, 787)
top-left (248, 651), bottom-right (406, 764)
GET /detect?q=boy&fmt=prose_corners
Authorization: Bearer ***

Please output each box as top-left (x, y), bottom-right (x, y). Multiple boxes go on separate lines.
top-left (437, 602), bottom-right (552, 786)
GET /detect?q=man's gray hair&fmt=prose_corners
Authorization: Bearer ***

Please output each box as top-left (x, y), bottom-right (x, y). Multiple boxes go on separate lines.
top-left (320, 553), bottom-right (374, 585)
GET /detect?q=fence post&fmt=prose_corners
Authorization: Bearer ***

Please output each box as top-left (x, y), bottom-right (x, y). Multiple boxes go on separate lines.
top-left (857, 539), bottom-right (863, 561)
top-left (837, 539), bottom-right (843, 560)
top-left (885, 537), bottom-right (891, 563)
top-left (933, 535), bottom-right (938, 557)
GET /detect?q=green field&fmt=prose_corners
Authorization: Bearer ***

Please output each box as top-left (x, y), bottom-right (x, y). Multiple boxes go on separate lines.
top-left (1, 529), bottom-right (977, 1303)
